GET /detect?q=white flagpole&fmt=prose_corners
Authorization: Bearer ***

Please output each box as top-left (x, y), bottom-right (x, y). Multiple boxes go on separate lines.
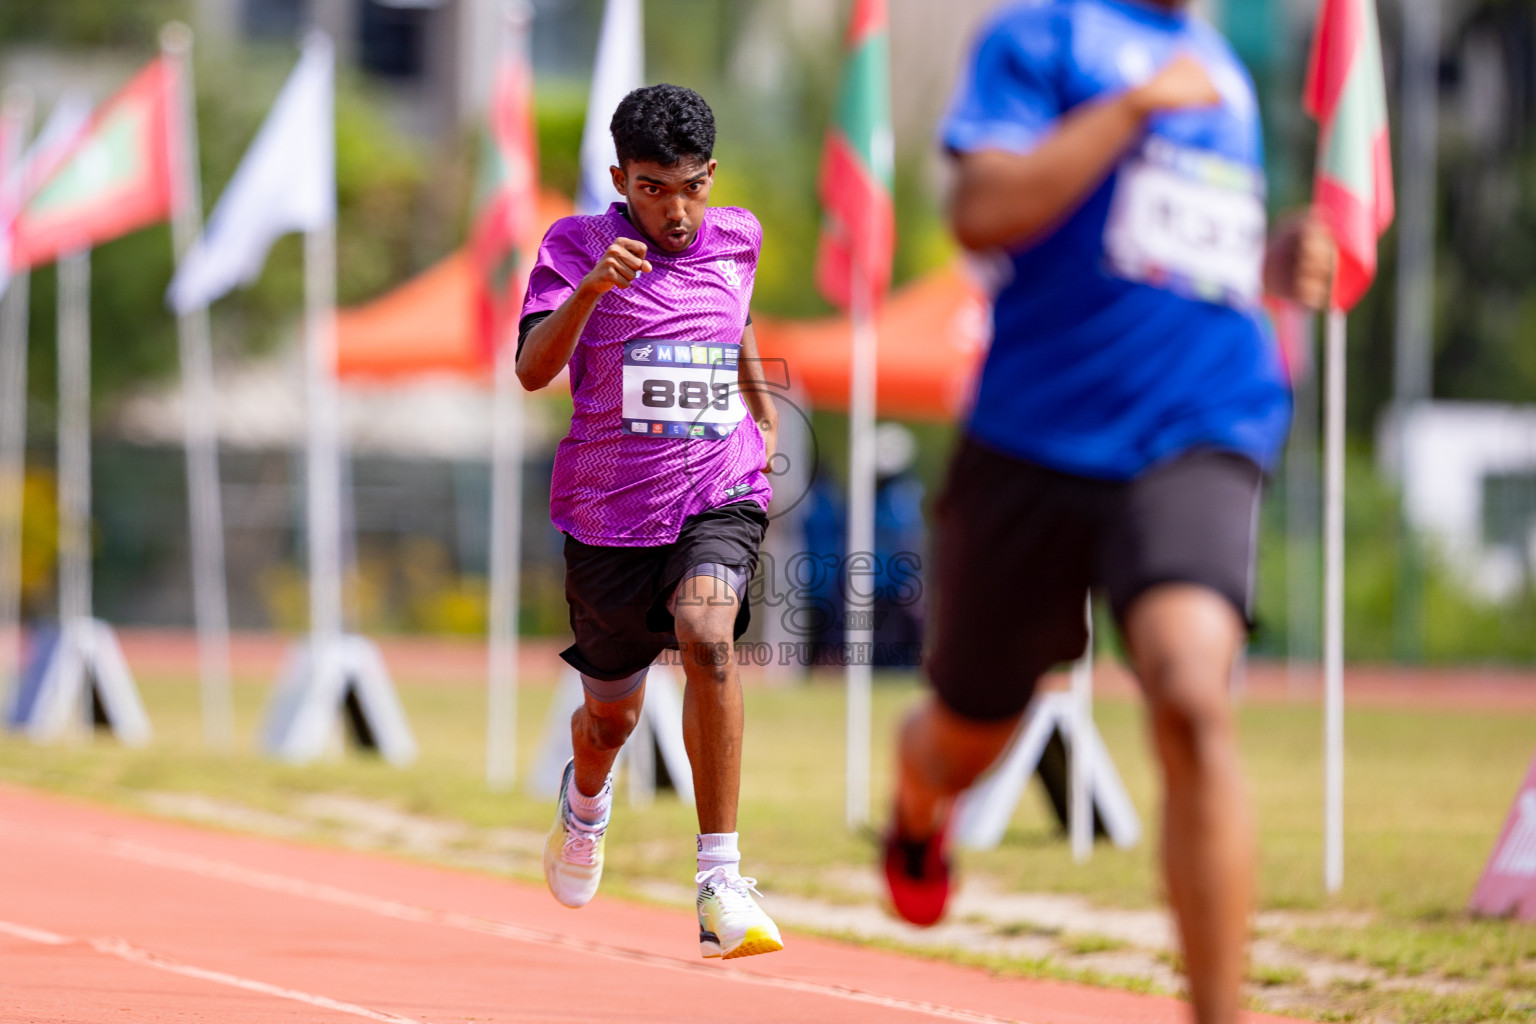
top-left (298, 31), bottom-right (342, 655)
top-left (304, 218), bottom-right (342, 647)
top-left (162, 23), bottom-right (234, 750)
top-left (845, 273), bottom-right (877, 829)
top-left (1069, 596), bottom-right (1094, 863)
top-left (1323, 308), bottom-right (1346, 893)
top-left (56, 249), bottom-right (92, 733)
top-left (0, 89), bottom-right (33, 693)
top-left (485, 0), bottom-right (531, 792)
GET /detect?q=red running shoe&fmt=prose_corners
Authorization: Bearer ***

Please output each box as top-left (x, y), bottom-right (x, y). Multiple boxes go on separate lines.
top-left (881, 819), bottom-right (953, 927)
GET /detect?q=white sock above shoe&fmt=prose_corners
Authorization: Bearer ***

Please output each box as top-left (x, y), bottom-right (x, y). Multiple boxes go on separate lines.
top-left (697, 832), bottom-right (741, 878)
top-left (567, 773), bottom-right (612, 827)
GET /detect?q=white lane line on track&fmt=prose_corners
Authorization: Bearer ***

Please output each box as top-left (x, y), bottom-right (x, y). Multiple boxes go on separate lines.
top-left (0, 916), bottom-right (425, 1024)
top-left (91, 938), bottom-right (427, 1024)
top-left (0, 919), bottom-right (71, 944)
top-left (4, 822), bottom-right (1024, 1024)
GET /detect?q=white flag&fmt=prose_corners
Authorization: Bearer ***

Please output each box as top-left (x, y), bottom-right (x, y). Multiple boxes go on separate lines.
top-left (575, 0), bottom-right (643, 215)
top-left (167, 33), bottom-right (335, 315)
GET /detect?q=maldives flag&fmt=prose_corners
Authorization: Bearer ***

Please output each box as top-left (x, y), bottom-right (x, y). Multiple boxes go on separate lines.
top-left (471, 9), bottom-right (540, 359)
top-left (1304, 0), bottom-right (1394, 312)
top-left (11, 59), bottom-right (178, 269)
top-left (815, 0), bottom-right (895, 311)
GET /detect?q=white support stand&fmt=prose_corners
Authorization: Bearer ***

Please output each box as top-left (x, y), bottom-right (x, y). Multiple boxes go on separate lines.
top-left (263, 633), bottom-right (416, 765)
top-left (531, 663), bottom-right (694, 806)
top-left (23, 250), bottom-right (152, 747)
top-left (8, 618), bottom-right (151, 745)
top-left (955, 690), bottom-right (1140, 852)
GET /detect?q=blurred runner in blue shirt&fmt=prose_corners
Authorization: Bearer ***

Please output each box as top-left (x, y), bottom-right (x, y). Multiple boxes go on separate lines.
top-left (882, 4), bottom-right (1334, 1023)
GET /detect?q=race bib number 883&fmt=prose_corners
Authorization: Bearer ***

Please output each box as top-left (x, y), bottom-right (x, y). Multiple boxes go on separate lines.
top-left (621, 339), bottom-right (745, 440)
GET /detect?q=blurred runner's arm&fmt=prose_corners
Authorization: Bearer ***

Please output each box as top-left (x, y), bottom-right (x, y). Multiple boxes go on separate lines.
top-left (516, 237), bottom-right (654, 390)
top-left (737, 322), bottom-right (778, 474)
top-left (948, 55), bottom-right (1221, 252)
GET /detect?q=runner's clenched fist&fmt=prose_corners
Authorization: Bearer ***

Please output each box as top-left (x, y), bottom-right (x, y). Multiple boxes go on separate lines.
top-left (582, 237), bottom-right (653, 294)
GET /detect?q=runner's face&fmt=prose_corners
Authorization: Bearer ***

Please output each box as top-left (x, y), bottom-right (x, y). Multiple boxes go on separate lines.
top-left (611, 157), bottom-right (717, 254)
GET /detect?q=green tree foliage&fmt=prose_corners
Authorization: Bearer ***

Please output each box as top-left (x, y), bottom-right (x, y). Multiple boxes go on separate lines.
top-left (532, 86), bottom-right (586, 202)
top-left (0, 0), bottom-right (190, 50)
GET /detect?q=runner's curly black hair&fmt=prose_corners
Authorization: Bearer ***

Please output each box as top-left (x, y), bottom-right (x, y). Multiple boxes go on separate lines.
top-left (609, 84), bottom-right (716, 168)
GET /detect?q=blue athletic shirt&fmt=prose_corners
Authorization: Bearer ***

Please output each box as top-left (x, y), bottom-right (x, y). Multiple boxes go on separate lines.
top-left (943, 0), bottom-right (1291, 479)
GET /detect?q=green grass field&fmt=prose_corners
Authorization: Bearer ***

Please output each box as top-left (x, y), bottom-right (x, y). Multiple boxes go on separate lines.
top-left (3, 664), bottom-right (1535, 1022)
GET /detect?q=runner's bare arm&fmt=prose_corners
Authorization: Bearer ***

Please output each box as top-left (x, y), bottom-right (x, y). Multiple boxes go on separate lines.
top-left (948, 55), bottom-right (1221, 251)
top-left (516, 237), bottom-right (655, 390)
top-left (737, 322), bottom-right (779, 474)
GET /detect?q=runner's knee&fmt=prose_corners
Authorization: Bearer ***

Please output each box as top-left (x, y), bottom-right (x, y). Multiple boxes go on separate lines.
top-left (672, 598), bottom-right (736, 648)
top-left (670, 566), bottom-right (744, 643)
top-left (680, 639), bottom-right (734, 687)
top-left (1125, 587), bottom-right (1244, 719)
top-left (576, 701), bottom-right (641, 751)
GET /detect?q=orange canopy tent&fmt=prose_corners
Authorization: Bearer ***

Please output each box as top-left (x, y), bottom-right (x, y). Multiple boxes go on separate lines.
top-left (335, 190), bottom-right (574, 381)
top-left (336, 200), bottom-right (991, 422)
top-left (750, 265), bottom-right (989, 422)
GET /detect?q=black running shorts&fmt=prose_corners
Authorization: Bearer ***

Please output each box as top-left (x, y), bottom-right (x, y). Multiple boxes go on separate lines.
top-left (926, 437), bottom-right (1264, 722)
top-left (561, 501), bottom-right (768, 682)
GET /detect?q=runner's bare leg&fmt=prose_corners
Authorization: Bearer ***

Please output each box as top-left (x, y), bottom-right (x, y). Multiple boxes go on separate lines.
top-left (894, 701), bottom-right (1020, 838)
top-left (1122, 583), bottom-right (1252, 1024)
top-left (672, 573), bottom-right (744, 834)
top-left (572, 686), bottom-right (646, 797)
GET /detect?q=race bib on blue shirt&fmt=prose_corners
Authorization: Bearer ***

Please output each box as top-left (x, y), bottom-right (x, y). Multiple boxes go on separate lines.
top-left (1102, 137), bottom-right (1267, 307)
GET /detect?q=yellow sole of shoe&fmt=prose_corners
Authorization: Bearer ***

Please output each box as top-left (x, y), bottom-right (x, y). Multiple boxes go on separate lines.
top-left (721, 926), bottom-right (784, 959)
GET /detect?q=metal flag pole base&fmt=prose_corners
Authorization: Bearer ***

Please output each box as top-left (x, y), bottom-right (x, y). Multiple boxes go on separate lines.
top-left (6, 618), bottom-right (151, 746)
top-left (530, 664), bottom-right (694, 807)
top-left (955, 690), bottom-right (1141, 852)
top-left (263, 634), bottom-right (417, 765)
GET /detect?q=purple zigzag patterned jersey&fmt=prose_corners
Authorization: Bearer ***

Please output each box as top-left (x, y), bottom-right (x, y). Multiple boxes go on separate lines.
top-left (522, 202), bottom-right (771, 546)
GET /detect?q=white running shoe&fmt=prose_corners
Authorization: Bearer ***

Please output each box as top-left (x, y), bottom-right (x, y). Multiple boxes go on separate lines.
top-left (543, 760), bottom-right (610, 909)
top-left (696, 866), bottom-right (784, 959)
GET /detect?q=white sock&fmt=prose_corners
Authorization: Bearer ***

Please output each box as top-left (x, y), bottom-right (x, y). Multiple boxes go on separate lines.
top-left (697, 832), bottom-right (741, 878)
top-left (567, 773), bottom-right (612, 827)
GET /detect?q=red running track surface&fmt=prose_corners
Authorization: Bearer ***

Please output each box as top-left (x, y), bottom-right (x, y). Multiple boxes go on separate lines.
top-left (0, 785), bottom-right (1308, 1024)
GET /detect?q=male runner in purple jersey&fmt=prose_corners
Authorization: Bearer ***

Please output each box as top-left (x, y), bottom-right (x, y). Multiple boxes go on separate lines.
top-left (517, 84), bottom-right (783, 959)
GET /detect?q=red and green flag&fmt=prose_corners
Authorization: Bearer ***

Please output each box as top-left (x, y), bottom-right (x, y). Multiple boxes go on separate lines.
top-left (815, 0), bottom-right (895, 312)
top-left (11, 58), bottom-right (179, 269)
top-left (1304, 0), bottom-right (1394, 312)
top-left (471, 13), bottom-right (540, 362)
